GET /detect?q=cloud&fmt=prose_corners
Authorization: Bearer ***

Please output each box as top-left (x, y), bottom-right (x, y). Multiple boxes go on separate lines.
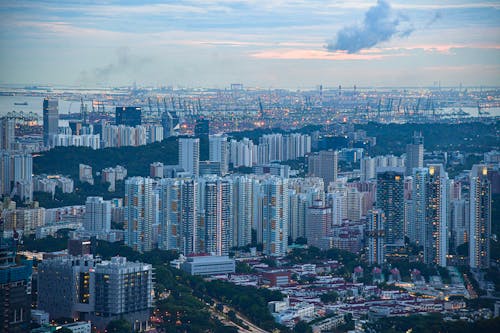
top-left (426, 12), bottom-right (442, 28)
top-left (326, 0), bottom-right (412, 53)
top-left (78, 47), bottom-right (151, 84)
top-left (250, 49), bottom-right (404, 60)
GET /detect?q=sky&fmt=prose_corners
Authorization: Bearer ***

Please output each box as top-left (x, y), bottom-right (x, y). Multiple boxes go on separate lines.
top-left (0, 0), bottom-right (499, 88)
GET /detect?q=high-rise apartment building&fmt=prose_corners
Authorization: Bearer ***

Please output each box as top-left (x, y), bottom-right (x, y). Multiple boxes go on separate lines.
top-left (181, 178), bottom-right (198, 255)
top-left (84, 197), bottom-right (111, 234)
top-left (157, 178), bottom-right (182, 251)
top-left (450, 199), bottom-right (469, 252)
top-left (232, 175), bottom-right (254, 247)
top-left (367, 209), bottom-right (386, 265)
top-left (209, 134), bottom-right (229, 175)
top-left (469, 164), bottom-right (491, 269)
top-left (305, 200), bottom-right (332, 250)
top-left (425, 164), bottom-right (449, 267)
top-left (261, 176), bottom-right (289, 256)
top-left (0, 117), bottom-right (15, 150)
top-left (124, 177), bottom-right (154, 252)
top-left (308, 150), bottom-right (338, 189)
top-left (360, 156), bottom-right (376, 181)
top-left (410, 167), bottom-right (428, 246)
top-left (199, 176), bottom-right (233, 255)
top-left (43, 98), bottom-right (59, 147)
top-left (179, 138), bottom-right (200, 177)
top-left (376, 167), bottom-right (405, 253)
top-left (405, 131), bottom-right (424, 176)
top-left (0, 150), bottom-right (33, 201)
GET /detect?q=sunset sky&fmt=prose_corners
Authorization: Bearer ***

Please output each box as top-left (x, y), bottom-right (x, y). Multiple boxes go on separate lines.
top-left (1, 0), bottom-right (499, 88)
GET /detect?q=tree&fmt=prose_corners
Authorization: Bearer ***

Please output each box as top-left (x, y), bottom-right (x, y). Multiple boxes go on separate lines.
top-left (293, 321), bottom-right (312, 333)
top-left (106, 319), bottom-right (133, 333)
top-left (320, 291), bottom-right (338, 303)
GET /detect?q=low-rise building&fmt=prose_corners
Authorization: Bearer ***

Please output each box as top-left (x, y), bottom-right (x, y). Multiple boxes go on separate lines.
top-left (181, 255), bottom-right (235, 276)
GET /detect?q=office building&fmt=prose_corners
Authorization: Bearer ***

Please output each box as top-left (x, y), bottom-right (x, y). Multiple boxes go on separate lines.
top-left (405, 131), bottom-right (424, 176)
top-left (367, 209), bottom-right (385, 265)
top-left (115, 106), bottom-right (142, 126)
top-left (43, 98), bottom-right (59, 147)
top-left (305, 200), bottom-right (332, 250)
top-left (0, 117), bottom-right (15, 150)
top-left (469, 165), bottom-right (491, 269)
top-left (179, 138), bottom-right (200, 177)
top-left (84, 197), bottom-right (111, 234)
top-left (376, 167), bottom-right (405, 253)
top-left (181, 255), bottom-right (235, 276)
top-left (124, 177), bottom-right (154, 252)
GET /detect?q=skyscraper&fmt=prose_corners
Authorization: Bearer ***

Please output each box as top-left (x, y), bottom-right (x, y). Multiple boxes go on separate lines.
top-left (261, 176), bottom-right (289, 256)
top-left (450, 199), bottom-right (469, 252)
top-left (43, 97), bottom-right (59, 147)
top-left (410, 168), bottom-right (429, 246)
top-left (84, 196), bottom-right (111, 234)
top-left (209, 134), bottom-right (229, 175)
top-left (0, 117), bottom-right (15, 150)
top-left (0, 224), bottom-right (32, 333)
top-left (0, 151), bottom-right (33, 201)
top-left (308, 150), bottom-right (338, 189)
top-left (157, 178), bottom-right (182, 251)
top-left (367, 209), bottom-right (386, 266)
top-left (181, 178), bottom-right (198, 255)
top-left (469, 165), bottom-right (491, 269)
top-left (124, 177), bottom-right (154, 252)
top-left (360, 156), bottom-right (376, 181)
top-left (232, 175), bottom-right (254, 247)
top-left (405, 131), bottom-right (424, 176)
top-left (199, 176), bottom-right (233, 255)
top-left (179, 137), bottom-right (200, 176)
top-left (305, 200), bottom-right (332, 250)
top-left (376, 167), bottom-right (405, 253)
top-left (425, 164), bottom-right (448, 267)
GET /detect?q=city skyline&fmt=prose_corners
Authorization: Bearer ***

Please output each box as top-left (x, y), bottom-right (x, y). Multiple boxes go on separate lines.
top-left (0, 0), bottom-right (499, 88)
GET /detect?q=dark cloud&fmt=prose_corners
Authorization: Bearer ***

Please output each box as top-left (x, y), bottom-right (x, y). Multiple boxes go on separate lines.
top-left (326, 0), bottom-right (412, 53)
top-left (426, 11), bottom-right (442, 27)
top-left (78, 47), bottom-right (151, 84)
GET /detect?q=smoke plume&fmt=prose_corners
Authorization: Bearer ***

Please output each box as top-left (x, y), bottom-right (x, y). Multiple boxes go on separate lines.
top-left (326, 0), bottom-right (412, 53)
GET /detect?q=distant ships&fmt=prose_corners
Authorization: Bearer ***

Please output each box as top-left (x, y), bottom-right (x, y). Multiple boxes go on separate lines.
top-left (14, 102), bottom-right (28, 106)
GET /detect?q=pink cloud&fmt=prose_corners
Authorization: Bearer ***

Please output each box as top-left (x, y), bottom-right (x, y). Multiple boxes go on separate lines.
top-left (250, 49), bottom-right (401, 60)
